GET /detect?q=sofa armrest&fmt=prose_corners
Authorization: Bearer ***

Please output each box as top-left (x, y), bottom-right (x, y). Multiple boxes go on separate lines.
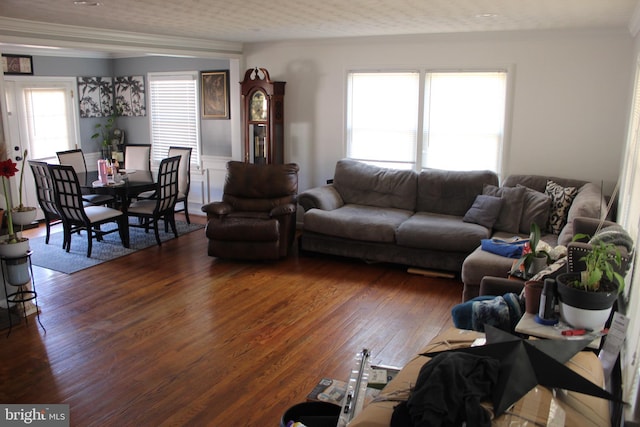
top-left (572, 217), bottom-right (618, 240)
top-left (201, 201), bottom-right (233, 219)
top-left (479, 277), bottom-right (525, 297)
top-left (558, 183), bottom-right (608, 245)
top-left (298, 184), bottom-right (344, 211)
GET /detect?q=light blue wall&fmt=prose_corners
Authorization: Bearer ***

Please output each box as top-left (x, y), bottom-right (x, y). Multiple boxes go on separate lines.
top-left (31, 54), bottom-right (232, 156)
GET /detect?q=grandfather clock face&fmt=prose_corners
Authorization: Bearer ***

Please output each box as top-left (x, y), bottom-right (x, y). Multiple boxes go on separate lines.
top-left (249, 91), bottom-right (267, 121)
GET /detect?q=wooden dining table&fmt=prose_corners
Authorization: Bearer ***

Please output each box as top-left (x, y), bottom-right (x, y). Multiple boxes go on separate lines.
top-left (77, 170), bottom-right (156, 215)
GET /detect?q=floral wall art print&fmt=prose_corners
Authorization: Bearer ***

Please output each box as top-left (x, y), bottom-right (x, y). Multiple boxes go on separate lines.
top-left (115, 76), bottom-right (146, 117)
top-left (77, 76), bottom-right (114, 118)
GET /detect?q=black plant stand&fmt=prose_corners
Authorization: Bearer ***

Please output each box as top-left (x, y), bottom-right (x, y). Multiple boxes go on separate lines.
top-left (1, 251), bottom-right (45, 337)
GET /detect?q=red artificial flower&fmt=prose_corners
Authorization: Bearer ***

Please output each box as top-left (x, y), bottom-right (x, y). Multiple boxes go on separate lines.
top-left (0, 159), bottom-right (19, 178)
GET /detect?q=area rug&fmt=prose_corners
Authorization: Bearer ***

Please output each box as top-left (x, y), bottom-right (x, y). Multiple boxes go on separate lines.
top-left (29, 221), bottom-right (204, 274)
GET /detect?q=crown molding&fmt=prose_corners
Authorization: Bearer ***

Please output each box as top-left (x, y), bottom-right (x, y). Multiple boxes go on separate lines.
top-left (0, 17), bottom-right (243, 58)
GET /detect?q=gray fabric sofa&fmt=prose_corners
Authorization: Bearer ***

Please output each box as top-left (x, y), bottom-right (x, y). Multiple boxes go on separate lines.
top-left (298, 159), bottom-right (499, 272)
top-left (299, 160), bottom-right (609, 301)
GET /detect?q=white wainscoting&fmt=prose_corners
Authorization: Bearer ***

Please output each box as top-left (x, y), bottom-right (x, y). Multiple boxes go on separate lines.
top-left (85, 151), bottom-right (233, 217)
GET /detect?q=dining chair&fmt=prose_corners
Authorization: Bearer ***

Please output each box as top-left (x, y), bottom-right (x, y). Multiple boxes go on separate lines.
top-left (137, 146), bottom-right (192, 223)
top-left (168, 146), bottom-right (192, 223)
top-left (28, 160), bottom-right (61, 245)
top-left (127, 155), bottom-right (181, 246)
top-left (124, 144), bottom-right (151, 171)
top-left (56, 149), bottom-right (115, 206)
top-left (48, 164), bottom-right (129, 257)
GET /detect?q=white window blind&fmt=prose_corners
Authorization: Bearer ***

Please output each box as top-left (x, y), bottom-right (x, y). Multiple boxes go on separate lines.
top-left (423, 72), bottom-right (506, 172)
top-left (148, 72), bottom-right (200, 167)
top-left (347, 72), bottom-right (419, 170)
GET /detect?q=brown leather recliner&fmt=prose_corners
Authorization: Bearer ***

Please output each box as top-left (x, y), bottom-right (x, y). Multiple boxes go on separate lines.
top-left (201, 161), bottom-right (300, 260)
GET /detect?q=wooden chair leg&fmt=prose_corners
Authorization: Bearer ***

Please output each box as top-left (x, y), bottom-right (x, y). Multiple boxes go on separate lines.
top-left (153, 219), bottom-right (162, 246)
top-left (183, 202), bottom-right (190, 224)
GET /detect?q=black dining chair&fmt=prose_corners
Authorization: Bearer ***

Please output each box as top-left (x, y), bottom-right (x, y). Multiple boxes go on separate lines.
top-left (48, 164), bottom-right (129, 257)
top-left (137, 146), bottom-right (192, 223)
top-left (127, 155), bottom-right (181, 246)
top-left (56, 148), bottom-right (115, 206)
top-left (168, 146), bottom-right (192, 223)
top-left (28, 160), bottom-right (61, 245)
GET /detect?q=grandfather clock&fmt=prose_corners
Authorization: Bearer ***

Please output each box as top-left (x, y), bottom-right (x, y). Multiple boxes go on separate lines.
top-left (240, 68), bottom-right (286, 164)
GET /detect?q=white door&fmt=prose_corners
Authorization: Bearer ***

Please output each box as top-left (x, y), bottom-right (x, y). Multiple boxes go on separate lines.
top-left (3, 77), bottom-right (79, 219)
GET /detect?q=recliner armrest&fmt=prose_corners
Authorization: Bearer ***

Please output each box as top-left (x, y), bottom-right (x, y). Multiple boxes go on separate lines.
top-left (270, 203), bottom-right (297, 217)
top-left (479, 276), bottom-right (525, 297)
top-left (201, 201), bottom-right (233, 219)
top-left (298, 185), bottom-right (344, 211)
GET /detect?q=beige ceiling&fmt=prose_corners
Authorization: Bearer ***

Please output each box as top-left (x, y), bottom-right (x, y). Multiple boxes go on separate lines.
top-left (0, 0), bottom-right (639, 45)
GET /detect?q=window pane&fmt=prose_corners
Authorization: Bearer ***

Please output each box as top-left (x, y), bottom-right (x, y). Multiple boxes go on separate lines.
top-left (347, 72), bottom-right (419, 167)
top-left (423, 72), bottom-right (506, 171)
top-left (23, 88), bottom-right (70, 159)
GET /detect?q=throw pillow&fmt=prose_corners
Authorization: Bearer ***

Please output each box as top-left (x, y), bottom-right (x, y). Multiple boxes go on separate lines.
top-left (545, 180), bottom-right (578, 235)
top-left (463, 195), bottom-right (503, 229)
top-left (482, 184), bottom-right (527, 234)
top-left (516, 184), bottom-right (552, 234)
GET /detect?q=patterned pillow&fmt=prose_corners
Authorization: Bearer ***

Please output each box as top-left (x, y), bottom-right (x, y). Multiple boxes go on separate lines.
top-left (545, 180), bottom-right (578, 235)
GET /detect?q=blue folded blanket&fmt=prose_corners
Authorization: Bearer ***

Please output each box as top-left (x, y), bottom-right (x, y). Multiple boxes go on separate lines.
top-left (451, 293), bottom-right (523, 333)
top-left (480, 238), bottom-right (529, 258)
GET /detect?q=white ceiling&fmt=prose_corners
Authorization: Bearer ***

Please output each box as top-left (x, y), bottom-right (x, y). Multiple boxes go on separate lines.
top-left (0, 0), bottom-right (639, 46)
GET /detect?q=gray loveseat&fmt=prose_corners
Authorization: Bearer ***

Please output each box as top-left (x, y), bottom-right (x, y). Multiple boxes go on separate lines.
top-left (299, 160), bottom-right (608, 301)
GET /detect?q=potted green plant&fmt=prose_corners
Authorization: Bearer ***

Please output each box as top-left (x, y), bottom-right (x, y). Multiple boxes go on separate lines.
top-left (555, 235), bottom-right (626, 330)
top-left (91, 115), bottom-right (115, 159)
top-left (510, 223), bottom-right (550, 278)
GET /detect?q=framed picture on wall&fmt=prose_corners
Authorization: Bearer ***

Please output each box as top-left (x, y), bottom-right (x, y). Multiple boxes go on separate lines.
top-left (77, 76), bottom-right (114, 118)
top-left (115, 75), bottom-right (146, 117)
top-left (2, 54), bottom-right (33, 75)
top-left (201, 70), bottom-right (230, 119)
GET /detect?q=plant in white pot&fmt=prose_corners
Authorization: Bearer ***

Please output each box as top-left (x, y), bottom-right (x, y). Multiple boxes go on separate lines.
top-left (556, 237), bottom-right (626, 331)
top-left (0, 157), bottom-right (30, 256)
top-left (10, 149), bottom-right (37, 227)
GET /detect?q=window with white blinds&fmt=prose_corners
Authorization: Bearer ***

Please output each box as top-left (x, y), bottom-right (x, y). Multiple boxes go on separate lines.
top-left (148, 72), bottom-right (200, 167)
top-left (346, 70), bottom-right (507, 172)
top-left (347, 71), bottom-right (420, 170)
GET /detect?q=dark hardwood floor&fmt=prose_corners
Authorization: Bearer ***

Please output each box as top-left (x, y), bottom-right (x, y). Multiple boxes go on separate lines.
top-left (0, 215), bottom-right (462, 426)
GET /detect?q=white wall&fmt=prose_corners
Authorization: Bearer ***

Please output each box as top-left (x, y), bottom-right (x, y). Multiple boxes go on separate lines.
top-left (244, 29), bottom-right (634, 194)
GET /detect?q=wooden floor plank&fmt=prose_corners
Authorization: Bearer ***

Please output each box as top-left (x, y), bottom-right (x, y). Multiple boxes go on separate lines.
top-left (0, 216), bottom-right (462, 426)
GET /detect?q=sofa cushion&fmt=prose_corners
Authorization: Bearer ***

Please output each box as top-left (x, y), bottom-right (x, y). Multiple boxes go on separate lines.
top-left (516, 184), bottom-right (552, 234)
top-left (333, 159), bottom-right (417, 211)
top-left (397, 212), bottom-right (491, 252)
top-left (303, 204), bottom-right (413, 243)
top-left (462, 195), bottom-right (503, 229)
top-left (482, 185), bottom-right (526, 234)
top-left (545, 180), bottom-right (578, 235)
top-left (416, 169), bottom-right (499, 216)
